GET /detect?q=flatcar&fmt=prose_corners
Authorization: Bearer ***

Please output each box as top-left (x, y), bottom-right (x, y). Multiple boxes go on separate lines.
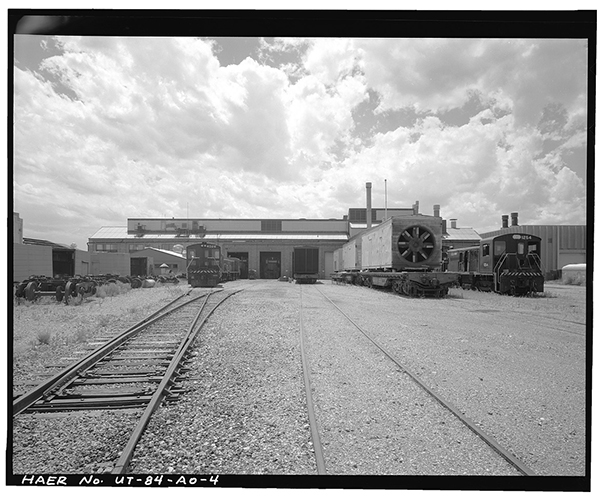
top-left (186, 242), bottom-right (222, 287)
top-left (332, 215), bottom-right (459, 297)
top-left (446, 233), bottom-right (544, 295)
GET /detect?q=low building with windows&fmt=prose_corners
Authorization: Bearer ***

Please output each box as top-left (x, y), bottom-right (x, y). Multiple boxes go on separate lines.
top-left (88, 217), bottom-right (350, 280)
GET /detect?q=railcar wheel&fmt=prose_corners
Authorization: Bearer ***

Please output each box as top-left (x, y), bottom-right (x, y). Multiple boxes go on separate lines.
top-left (397, 225), bottom-right (436, 263)
top-left (64, 281), bottom-right (78, 304)
top-left (25, 282), bottom-right (38, 301)
top-left (130, 277), bottom-right (142, 289)
top-left (55, 286), bottom-right (64, 302)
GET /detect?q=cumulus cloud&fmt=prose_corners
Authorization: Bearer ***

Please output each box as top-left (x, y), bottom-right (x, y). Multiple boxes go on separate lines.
top-left (12, 34), bottom-right (588, 248)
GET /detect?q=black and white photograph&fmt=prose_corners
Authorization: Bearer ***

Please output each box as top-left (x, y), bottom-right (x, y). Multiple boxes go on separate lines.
top-left (7, 6), bottom-right (594, 492)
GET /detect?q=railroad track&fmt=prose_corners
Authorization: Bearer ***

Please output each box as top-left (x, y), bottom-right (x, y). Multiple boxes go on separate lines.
top-left (298, 285), bottom-right (536, 476)
top-left (12, 287), bottom-right (242, 474)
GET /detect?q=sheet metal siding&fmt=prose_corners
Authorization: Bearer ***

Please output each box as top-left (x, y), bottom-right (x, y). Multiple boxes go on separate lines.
top-left (342, 236), bottom-right (362, 270)
top-left (333, 248), bottom-right (343, 272)
top-left (89, 252), bottom-right (131, 276)
top-left (127, 218), bottom-right (348, 233)
top-left (294, 247), bottom-right (319, 274)
top-left (281, 219), bottom-right (348, 232)
top-left (13, 243), bottom-right (53, 281)
top-left (559, 225), bottom-right (586, 249)
top-left (361, 216), bottom-right (443, 270)
top-left (361, 219), bottom-right (394, 268)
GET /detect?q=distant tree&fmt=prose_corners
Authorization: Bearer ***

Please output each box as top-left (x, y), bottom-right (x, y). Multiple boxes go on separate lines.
top-left (70, 243), bottom-right (77, 249)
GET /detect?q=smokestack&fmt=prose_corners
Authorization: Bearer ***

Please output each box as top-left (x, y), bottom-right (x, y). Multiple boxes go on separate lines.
top-left (433, 204), bottom-right (440, 218)
top-left (511, 212), bottom-right (519, 226)
top-left (366, 182), bottom-right (372, 229)
top-left (450, 219), bottom-right (457, 229)
top-left (502, 215), bottom-right (509, 229)
top-left (413, 200), bottom-right (419, 215)
top-left (442, 219), bottom-right (447, 234)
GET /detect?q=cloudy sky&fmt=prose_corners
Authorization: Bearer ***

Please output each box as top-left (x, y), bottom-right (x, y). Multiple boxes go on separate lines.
top-left (11, 13), bottom-right (590, 249)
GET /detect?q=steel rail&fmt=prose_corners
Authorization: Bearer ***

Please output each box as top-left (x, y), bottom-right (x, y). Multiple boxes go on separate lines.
top-left (313, 286), bottom-right (537, 477)
top-left (13, 289), bottom-right (214, 416)
top-left (111, 289), bottom-right (242, 474)
top-left (298, 286), bottom-right (327, 474)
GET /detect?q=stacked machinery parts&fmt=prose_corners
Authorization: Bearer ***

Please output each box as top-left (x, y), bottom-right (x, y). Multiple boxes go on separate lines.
top-left (14, 273), bottom-right (179, 304)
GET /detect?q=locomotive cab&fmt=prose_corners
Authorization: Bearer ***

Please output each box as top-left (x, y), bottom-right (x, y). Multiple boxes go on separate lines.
top-left (186, 242), bottom-right (222, 287)
top-left (484, 233), bottom-right (544, 294)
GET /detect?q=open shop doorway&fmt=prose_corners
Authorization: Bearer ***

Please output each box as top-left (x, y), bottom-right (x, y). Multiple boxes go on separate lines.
top-left (260, 251), bottom-right (281, 279)
top-left (227, 252), bottom-right (249, 279)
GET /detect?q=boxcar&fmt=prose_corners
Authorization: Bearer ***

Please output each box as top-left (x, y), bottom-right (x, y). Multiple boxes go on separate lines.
top-left (293, 247), bottom-right (319, 284)
top-left (447, 233), bottom-right (544, 295)
top-left (186, 242), bottom-right (222, 287)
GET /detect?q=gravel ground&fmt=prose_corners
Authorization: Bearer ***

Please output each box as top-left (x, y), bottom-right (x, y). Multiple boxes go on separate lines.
top-left (300, 286), bottom-right (519, 476)
top-left (9, 278), bottom-right (588, 482)
top-left (311, 281), bottom-right (587, 477)
top-left (130, 281), bottom-right (316, 475)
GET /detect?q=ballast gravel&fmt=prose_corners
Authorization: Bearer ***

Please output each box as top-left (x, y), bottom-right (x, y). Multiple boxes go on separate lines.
top-left (10, 279), bottom-right (587, 481)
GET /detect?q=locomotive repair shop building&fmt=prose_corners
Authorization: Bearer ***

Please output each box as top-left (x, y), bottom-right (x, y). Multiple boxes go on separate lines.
top-left (88, 217), bottom-right (350, 280)
top-left (86, 200), bottom-right (486, 281)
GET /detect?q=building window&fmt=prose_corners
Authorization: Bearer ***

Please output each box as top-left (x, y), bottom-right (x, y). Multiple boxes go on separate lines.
top-left (129, 244), bottom-right (145, 252)
top-left (96, 243), bottom-right (118, 252)
top-left (261, 220), bottom-right (282, 232)
top-left (348, 208), bottom-right (375, 223)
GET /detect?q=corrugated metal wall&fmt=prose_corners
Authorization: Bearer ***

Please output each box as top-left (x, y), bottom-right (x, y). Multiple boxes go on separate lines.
top-left (13, 243), bottom-right (53, 282)
top-left (90, 252), bottom-right (131, 276)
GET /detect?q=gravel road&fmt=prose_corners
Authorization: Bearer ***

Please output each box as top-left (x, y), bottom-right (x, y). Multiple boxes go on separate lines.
top-left (10, 279), bottom-right (588, 482)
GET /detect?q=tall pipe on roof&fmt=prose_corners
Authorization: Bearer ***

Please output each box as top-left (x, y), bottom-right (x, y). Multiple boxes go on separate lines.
top-left (502, 215), bottom-right (509, 229)
top-left (433, 204), bottom-right (440, 218)
top-left (450, 219), bottom-right (457, 229)
top-left (384, 179), bottom-right (387, 221)
top-left (366, 182), bottom-right (372, 229)
top-left (511, 212), bottom-right (519, 226)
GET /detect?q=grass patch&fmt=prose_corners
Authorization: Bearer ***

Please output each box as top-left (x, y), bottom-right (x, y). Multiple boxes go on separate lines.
top-left (35, 330), bottom-right (52, 345)
top-left (562, 273), bottom-right (586, 286)
top-left (95, 281), bottom-right (130, 298)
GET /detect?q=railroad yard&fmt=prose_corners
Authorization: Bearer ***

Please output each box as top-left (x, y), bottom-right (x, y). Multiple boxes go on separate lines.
top-left (10, 278), bottom-right (587, 486)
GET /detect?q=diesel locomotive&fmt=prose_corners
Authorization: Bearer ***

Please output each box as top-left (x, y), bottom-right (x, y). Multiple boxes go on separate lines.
top-left (332, 215), bottom-right (459, 297)
top-left (446, 233), bottom-right (544, 295)
top-left (186, 242), bottom-right (241, 287)
top-left (186, 242), bottom-right (222, 287)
